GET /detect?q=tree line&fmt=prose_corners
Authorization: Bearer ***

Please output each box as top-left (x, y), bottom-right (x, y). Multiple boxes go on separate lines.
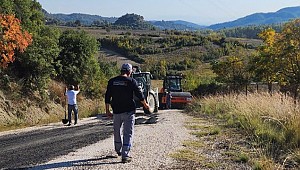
top-left (0, 0), bottom-right (118, 103)
top-left (216, 24), bottom-right (283, 39)
top-left (210, 19), bottom-right (300, 99)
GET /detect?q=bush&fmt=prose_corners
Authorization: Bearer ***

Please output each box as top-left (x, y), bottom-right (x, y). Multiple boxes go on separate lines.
top-left (57, 30), bottom-right (104, 98)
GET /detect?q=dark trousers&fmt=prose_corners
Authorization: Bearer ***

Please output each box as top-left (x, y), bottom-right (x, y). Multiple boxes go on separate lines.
top-left (68, 104), bottom-right (78, 124)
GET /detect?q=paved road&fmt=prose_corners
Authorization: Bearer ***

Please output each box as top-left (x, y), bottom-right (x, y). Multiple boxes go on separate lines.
top-left (0, 118), bottom-right (114, 169)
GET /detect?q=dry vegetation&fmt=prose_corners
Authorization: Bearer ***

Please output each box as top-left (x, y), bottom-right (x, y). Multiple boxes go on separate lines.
top-left (0, 80), bottom-right (103, 132)
top-left (181, 92), bottom-right (300, 169)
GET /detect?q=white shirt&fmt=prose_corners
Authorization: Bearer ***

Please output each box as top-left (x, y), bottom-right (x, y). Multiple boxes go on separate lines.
top-left (66, 90), bottom-right (80, 105)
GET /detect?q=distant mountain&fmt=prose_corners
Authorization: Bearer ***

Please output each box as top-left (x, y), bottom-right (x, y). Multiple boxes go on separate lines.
top-left (151, 20), bottom-right (205, 30)
top-left (43, 9), bottom-right (204, 30)
top-left (43, 10), bottom-right (117, 26)
top-left (43, 6), bottom-right (300, 30)
top-left (51, 13), bottom-right (117, 25)
top-left (208, 6), bottom-right (300, 30)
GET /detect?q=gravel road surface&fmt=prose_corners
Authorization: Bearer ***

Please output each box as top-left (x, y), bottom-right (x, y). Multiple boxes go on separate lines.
top-left (0, 109), bottom-right (192, 170)
top-left (0, 116), bottom-right (113, 169)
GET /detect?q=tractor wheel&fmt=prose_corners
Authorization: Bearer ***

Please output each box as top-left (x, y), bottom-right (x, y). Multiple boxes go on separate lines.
top-left (144, 93), bottom-right (156, 114)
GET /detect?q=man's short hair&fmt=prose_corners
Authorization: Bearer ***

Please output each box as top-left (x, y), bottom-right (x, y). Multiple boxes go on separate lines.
top-left (68, 85), bottom-right (74, 90)
top-left (121, 63), bottom-right (132, 72)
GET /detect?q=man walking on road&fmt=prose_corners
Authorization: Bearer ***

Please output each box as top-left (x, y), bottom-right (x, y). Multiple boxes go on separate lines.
top-left (105, 63), bottom-right (150, 163)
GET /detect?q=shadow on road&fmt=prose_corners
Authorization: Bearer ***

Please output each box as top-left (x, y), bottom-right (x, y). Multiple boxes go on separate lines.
top-left (27, 156), bottom-right (123, 170)
top-left (97, 112), bottom-right (159, 126)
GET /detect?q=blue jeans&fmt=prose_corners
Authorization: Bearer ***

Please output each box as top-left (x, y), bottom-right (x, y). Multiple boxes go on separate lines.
top-left (113, 111), bottom-right (135, 158)
top-left (68, 104), bottom-right (78, 124)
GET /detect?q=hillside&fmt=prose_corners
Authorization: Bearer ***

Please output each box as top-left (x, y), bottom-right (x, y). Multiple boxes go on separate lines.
top-left (150, 20), bottom-right (205, 30)
top-left (44, 6), bottom-right (300, 30)
top-left (208, 6), bottom-right (300, 30)
top-left (114, 13), bottom-right (154, 29)
top-left (43, 10), bottom-right (117, 26)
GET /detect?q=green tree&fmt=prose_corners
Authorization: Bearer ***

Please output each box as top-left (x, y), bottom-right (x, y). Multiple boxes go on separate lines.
top-left (11, 27), bottom-right (60, 95)
top-left (275, 19), bottom-right (300, 98)
top-left (0, 0), bottom-right (45, 34)
top-left (1, 0), bottom-right (55, 96)
top-left (0, 0), bottom-right (14, 14)
top-left (159, 60), bottom-right (167, 78)
top-left (248, 28), bottom-right (278, 93)
top-left (57, 30), bottom-right (103, 98)
top-left (212, 56), bottom-right (250, 91)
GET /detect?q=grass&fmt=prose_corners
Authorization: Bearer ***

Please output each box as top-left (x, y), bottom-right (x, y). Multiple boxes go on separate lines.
top-left (186, 92), bottom-right (300, 168)
top-left (169, 149), bottom-right (204, 163)
top-left (191, 126), bottom-right (221, 138)
top-left (252, 157), bottom-right (277, 170)
top-left (182, 140), bottom-right (205, 148)
top-left (234, 152), bottom-right (250, 163)
top-left (171, 96), bottom-right (263, 169)
top-left (185, 124), bottom-right (210, 130)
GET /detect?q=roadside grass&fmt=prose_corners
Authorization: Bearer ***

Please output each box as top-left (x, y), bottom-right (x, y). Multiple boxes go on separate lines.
top-left (182, 140), bottom-right (205, 148)
top-left (222, 150), bottom-right (250, 163)
top-left (171, 116), bottom-right (254, 169)
top-left (169, 149), bottom-right (204, 163)
top-left (169, 148), bottom-right (221, 168)
top-left (191, 126), bottom-right (221, 137)
top-left (186, 92), bottom-right (300, 169)
top-left (252, 157), bottom-right (277, 170)
top-left (184, 124), bottom-right (211, 130)
top-left (234, 152), bottom-right (250, 163)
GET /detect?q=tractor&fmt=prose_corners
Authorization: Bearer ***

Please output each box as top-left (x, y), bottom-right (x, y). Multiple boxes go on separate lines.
top-left (158, 74), bottom-right (192, 109)
top-left (132, 66), bottom-right (159, 114)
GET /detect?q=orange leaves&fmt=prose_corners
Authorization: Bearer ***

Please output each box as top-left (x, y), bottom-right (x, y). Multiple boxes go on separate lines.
top-left (0, 14), bottom-right (32, 68)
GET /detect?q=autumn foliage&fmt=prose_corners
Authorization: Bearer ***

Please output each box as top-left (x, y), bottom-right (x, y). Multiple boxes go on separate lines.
top-left (0, 14), bottom-right (32, 68)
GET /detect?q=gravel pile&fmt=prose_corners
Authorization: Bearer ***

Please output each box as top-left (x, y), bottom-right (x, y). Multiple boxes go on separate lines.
top-left (30, 110), bottom-right (193, 170)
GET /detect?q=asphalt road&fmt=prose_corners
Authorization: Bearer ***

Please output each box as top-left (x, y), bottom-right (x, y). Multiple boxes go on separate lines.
top-left (0, 120), bottom-right (114, 169)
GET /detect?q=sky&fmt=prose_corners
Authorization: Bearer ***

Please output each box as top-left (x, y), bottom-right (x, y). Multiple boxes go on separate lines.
top-left (36, 0), bottom-right (300, 26)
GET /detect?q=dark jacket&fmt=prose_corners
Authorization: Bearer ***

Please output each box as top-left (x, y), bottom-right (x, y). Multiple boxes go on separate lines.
top-left (105, 76), bottom-right (144, 114)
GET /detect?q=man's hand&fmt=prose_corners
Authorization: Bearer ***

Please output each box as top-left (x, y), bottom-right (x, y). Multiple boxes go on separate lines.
top-left (75, 85), bottom-right (80, 91)
top-left (145, 103), bottom-right (150, 110)
top-left (105, 103), bottom-right (113, 119)
top-left (106, 111), bottom-right (113, 119)
top-left (142, 100), bottom-right (150, 110)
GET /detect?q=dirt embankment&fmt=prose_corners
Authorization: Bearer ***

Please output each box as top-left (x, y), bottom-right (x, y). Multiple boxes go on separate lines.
top-left (0, 90), bottom-right (15, 125)
top-left (0, 84), bottom-right (101, 132)
top-left (0, 90), bottom-right (62, 128)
